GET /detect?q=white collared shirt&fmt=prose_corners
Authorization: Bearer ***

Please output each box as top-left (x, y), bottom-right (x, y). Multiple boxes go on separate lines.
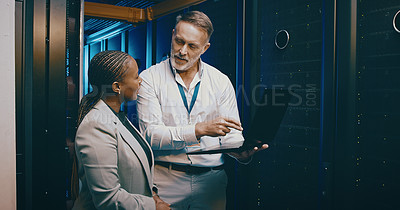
top-left (137, 58), bottom-right (244, 167)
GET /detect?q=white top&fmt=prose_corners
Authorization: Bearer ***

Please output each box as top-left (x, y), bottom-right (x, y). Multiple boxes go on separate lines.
top-left (137, 58), bottom-right (244, 167)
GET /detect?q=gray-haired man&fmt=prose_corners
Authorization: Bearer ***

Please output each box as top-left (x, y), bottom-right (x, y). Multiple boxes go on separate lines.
top-left (137, 11), bottom-right (268, 209)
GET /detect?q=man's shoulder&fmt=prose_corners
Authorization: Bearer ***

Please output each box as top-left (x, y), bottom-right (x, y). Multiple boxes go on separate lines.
top-left (139, 60), bottom-right (170, 85)
top-left (202, 62), bottom-right (231, 83)
top-left (140, 59), bottom-right (169, 76)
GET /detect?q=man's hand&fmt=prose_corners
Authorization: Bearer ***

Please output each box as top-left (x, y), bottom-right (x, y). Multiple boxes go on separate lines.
top-left (195, 117), bottom-right (243, 139)
top-left (227, 142), bottom-right (269, 163)
top-left (153, 194), bottom-right (171, 210)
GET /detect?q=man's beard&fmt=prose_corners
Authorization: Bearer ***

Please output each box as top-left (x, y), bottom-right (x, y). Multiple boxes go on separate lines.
top-left (170, 50), bottom-right (200, 72)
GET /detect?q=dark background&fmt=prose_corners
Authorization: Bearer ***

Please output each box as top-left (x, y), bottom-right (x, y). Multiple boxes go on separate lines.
top-left (15, 0), bottom-right (400, 209)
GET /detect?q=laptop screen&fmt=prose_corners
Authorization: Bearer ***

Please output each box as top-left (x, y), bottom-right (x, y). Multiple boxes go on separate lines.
top-left (244, 88), bottom-right (292, 146)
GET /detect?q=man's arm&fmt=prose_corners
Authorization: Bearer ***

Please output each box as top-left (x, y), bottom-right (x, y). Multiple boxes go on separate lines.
top-left (195, 117), bottom-right (243, 139)
top-left (227, 143), bottom-right (269, 163)
top-left (209, 75), bottom-right (268, 162)
top-left (137, 72), bottom-right (199, 150)
top-left (195, 75), bottom-right (244, 143)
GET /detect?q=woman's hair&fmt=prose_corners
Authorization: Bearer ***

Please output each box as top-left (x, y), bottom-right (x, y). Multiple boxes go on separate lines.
top-left (71, 50), bottom-right (133, 200)
top-left (76, 50), bottom-right (132, 126)
top-left (175, 11), bottom-right (214, 41)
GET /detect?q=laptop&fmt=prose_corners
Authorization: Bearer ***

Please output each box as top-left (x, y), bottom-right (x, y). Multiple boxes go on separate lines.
top-left (187, 88), bottom-right (292, 155)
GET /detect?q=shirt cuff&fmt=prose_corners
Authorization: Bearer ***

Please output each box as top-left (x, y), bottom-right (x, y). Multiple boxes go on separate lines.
top-left (182, 124), bottom-right (198, 146)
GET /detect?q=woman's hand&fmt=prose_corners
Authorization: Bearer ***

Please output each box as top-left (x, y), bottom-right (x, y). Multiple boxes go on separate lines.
top-left (153, 194), bottom-right (171, 210)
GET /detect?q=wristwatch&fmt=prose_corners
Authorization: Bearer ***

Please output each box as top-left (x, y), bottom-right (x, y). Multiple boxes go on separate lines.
top-left (152, 186), bottom-right (158, 197)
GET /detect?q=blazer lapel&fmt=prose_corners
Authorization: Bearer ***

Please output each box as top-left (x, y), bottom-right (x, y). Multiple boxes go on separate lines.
top-left (117, 118), bottom-right (153, 189)
top-left (94, 100), bottom-right (153, 190)
top-left (126, 119), bottom-right (154, 171)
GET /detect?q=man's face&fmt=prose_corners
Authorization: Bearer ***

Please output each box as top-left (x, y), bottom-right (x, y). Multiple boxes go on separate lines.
top-left (170, 21), bottom-right (210, 71)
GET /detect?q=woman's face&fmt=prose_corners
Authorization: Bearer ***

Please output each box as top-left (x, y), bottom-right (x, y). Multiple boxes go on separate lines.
top-left (119, 58), bottom-right (142, 101)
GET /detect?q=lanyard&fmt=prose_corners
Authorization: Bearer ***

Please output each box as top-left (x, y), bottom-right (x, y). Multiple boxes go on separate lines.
top-left (177, 82), bottom-right (200, 114)
top-left (169, 60), bottom-right (201, 114)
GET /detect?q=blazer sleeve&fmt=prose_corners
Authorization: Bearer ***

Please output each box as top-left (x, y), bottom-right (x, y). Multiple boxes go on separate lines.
top-left (75, 117), bottom-right (155, 210)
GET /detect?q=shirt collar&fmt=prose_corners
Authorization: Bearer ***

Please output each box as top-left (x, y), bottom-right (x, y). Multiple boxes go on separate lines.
top-left (169, 58), bottom-right (204, 78)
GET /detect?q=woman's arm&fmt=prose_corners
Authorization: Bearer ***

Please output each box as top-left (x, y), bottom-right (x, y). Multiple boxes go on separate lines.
top-left (76, 116), bottom-right (155, 210)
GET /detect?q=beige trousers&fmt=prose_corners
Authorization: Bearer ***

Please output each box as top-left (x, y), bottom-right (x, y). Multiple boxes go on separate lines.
top-left (154, 164), bottom-right (228, 210)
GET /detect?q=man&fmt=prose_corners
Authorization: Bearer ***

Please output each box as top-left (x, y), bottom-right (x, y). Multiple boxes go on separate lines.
top-left (137, 11), bottom-right (268, 210)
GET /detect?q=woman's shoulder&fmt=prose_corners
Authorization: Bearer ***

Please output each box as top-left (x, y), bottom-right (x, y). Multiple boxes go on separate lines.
top-left (75, 106), bottom-right (119, 149)
top-left (76, 103), bottom-right (118, 137)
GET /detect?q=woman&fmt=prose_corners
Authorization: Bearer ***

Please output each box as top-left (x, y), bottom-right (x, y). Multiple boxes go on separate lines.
top-left (72, 50), bottom-right (170, 210)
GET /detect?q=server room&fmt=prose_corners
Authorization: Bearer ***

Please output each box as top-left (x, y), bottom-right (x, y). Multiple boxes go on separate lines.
top-left (2, 0), bottom-right (400, 209)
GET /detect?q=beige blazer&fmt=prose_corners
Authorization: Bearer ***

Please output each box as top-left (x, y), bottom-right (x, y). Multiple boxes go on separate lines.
top-left (73, 100), bottom-right (155, 210)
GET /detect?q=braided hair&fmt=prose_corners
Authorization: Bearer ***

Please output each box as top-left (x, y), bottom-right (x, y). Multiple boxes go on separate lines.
top-left (72, 50), bottom-right (133, 200)
top-left (76, 50), bottom-right (133, 126)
